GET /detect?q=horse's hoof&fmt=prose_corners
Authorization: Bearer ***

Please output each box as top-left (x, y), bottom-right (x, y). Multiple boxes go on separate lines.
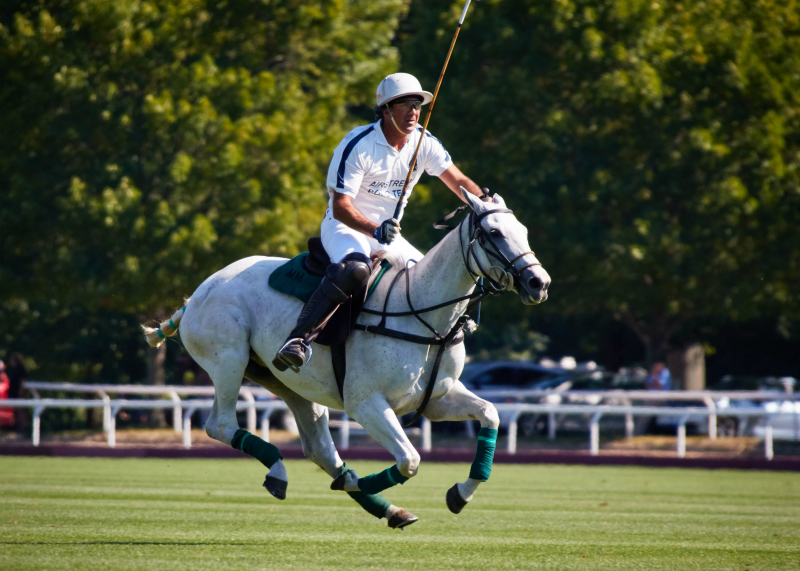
top-left (387, 509), bottom-right (419, 530)
top-left (331, 469), bottom-right (358, 491)
top-left (446, 483), bottom-right (468, 514)
top-left (263, 475), bottom-right (287, 500)
top-left (330, 472), bottom-right (347, 491)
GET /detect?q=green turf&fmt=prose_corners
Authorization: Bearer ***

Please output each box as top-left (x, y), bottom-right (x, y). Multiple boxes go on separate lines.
top-left (1, 457), bottom-right (799, 570)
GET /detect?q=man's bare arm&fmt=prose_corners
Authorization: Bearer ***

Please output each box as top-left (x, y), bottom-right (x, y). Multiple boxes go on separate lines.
top-left (332, 192), bottom-right (382, 236)
top-left (439, 164), bottom-right (483, 202)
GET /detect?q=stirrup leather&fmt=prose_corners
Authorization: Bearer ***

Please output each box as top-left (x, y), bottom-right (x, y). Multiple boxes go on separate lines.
top-left (276, 338), bottom-right (313, 373)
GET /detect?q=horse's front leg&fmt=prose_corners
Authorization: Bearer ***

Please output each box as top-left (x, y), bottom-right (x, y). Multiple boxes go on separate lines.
top-left (421, 381), bottom-right (500, 514)
top-left (331, 392), bottom-right (420, 529)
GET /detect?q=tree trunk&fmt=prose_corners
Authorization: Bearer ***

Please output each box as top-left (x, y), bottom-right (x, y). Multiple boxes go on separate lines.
top-left (667, 343), bottom-right (706, 391)
top-left (146, 343), bottom-right (168, 428)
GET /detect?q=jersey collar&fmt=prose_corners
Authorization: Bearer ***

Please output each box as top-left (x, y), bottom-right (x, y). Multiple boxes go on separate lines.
top-left (376, 119), bottom-right (416, 151)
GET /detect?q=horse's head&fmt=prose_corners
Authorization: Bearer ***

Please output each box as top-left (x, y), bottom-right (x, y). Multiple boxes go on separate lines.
top-left (460, 189), bottom-right (551, 305)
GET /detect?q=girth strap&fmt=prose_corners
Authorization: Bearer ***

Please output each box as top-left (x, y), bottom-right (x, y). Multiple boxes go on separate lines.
top-left (331, 343), bottom-right (346, 401)
top-left (404, 315), bottom-right (469, 427)
top-left (354, 323), bottom-right (443, 346)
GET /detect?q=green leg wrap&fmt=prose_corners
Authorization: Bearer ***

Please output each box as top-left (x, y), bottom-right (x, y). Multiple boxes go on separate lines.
top-left (358, 465), bottom-right (409, 495)
top-left (337, 463), bottom-right (392, 519)
top-left (469, 427), bottom-right (498, 482)
top-left (231, 429), bottom-right (283, 469)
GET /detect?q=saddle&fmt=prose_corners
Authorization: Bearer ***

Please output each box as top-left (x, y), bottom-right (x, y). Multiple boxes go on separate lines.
top-left (267, 238), bottom-right (394, 399)
top-left (268, 237), bottom-right (393, 365)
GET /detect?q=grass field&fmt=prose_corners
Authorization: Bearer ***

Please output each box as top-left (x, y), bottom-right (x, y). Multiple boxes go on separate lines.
top-left (1, 457), bottom-right (799, 570)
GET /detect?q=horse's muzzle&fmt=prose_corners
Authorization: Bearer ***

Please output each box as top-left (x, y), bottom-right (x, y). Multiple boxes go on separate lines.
top-left (519, 266), bottom-right (550, 305)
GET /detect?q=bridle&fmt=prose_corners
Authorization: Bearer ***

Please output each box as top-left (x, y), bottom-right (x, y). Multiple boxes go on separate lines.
top-left (355, 201), bottom-right (546, 426)
top-left (459, 206), bottom-right (542, 293)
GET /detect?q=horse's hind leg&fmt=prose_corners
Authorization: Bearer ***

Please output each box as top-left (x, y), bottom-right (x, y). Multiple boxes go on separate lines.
top-left (330, 393), bottom-right (420, 528)
top-left (245, 362), bottom-right (402, 523)
top-left (182, 313), bottom-right (288, 499)
top-left (421, 382), bottom-right (500, 514)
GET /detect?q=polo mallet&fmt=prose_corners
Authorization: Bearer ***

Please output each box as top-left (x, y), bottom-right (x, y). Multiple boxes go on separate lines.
top-left (392, 0), bottom-right (479, 221)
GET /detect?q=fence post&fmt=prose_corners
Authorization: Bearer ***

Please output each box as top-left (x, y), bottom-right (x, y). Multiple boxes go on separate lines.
top-left (703, 397), bottom-right (717, 440)
top-left (590, 412), bottom-right (602, 455)
top-left (108, 404), bottom-right (122, 448)
top-left (340, 414), bottom-right (350, 450)
top-left (765, 415), bottom-right (775, 460)
top-left (507, 411), bottom-right (521, 454)
top-left (547, 412), bottom-right (556, 441)
top-left (260, 407), bottom-right (274, 442)
top-left (182, 407), bottom-right (196, 449)
top-left (422, 418), bottom-right (432, 452)
top-left (622, 398), bottom-right (633, 438)
top-left (677, 414), bottom-right (689, 458)
top-left (169, 391), bottom-right (182, 434)
top-left (100, 391), bottom-right (111, 433)
top-left (32, 405), bottom-right (45, 447)
top-left (241, 389), bottom-right (256, 433)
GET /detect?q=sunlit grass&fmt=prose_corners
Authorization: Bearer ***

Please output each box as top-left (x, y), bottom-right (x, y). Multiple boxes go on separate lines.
top-left (1, 457), bottom-right (798, 570)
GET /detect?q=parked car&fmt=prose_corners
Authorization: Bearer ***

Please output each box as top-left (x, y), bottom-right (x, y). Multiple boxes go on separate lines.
top-left (518, 370), bottom-right (648, 435)
top-left (459, 360), bottom-right (571, 393)
top-left (650, 376), bottom-right (799, 439)
top-left (461, 361), bottom-right (649, 436)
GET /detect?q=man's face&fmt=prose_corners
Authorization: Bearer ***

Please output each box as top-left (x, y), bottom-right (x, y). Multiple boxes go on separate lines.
top-left (385, 97), bottom-right (423, 134)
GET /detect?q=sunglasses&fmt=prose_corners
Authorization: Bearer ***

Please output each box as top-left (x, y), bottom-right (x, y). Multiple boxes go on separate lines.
top-left (391, 100), bottom-right (423, 111)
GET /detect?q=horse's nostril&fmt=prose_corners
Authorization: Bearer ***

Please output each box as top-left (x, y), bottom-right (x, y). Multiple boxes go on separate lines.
top-left (528, 276), bottom-right (543, 290)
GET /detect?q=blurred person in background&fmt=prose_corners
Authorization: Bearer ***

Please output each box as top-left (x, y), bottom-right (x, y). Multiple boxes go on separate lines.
top-left (0, 360), bottom-right (14, 428)
top-left (646, 361), bottom-right (672, 391)
top-left (6, 353), bottom-right (28, 432)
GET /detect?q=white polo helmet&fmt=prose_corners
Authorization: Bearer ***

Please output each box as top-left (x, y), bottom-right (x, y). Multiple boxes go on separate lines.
top-left (376, 73), bottom-right (433, 107)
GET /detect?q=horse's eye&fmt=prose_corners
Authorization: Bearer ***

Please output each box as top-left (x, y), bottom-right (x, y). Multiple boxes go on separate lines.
top-left (489, 229), bottom-right (502, 238)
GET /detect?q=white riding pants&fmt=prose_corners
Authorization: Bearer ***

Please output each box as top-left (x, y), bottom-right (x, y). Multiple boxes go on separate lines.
top-left (321, 211), bottom-right (424, 265)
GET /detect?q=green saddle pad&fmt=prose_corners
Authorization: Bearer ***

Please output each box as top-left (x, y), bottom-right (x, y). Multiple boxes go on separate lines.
top-left (268, 253), bottom-right (391, 303)
top-left (268, 253), bottom-right (321, 303)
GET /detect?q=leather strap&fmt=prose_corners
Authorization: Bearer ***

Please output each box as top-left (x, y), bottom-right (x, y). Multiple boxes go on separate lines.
top-left (354, 323), bottom-right (443, 345)
top-left (404, 315), bottom-right (468, 427)
top-left (331, 343), bottom-right (347, 401)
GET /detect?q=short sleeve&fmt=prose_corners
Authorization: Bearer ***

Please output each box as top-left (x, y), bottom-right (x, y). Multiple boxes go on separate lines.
top-left (420, 130), bottom-right (452, 177)
top-left (327, 125), bottom-right (374, 198)
top-left (335, 151), bottom-right (367, 198)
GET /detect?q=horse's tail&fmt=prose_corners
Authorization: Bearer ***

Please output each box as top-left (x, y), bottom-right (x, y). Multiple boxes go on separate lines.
top-left (142, 301), bottom-right (190, 347)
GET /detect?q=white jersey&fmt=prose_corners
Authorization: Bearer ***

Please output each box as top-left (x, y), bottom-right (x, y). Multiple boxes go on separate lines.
top-left (325, 121), bottom-right (452, 223)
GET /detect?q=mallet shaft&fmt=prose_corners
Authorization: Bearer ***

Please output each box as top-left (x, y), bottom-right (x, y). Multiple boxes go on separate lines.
top-left (392, 0), bottom-right (473, 221)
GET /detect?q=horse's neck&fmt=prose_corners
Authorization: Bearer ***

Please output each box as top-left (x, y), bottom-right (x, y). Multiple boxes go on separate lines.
top-left (405, 219), bottom-right (476, 335)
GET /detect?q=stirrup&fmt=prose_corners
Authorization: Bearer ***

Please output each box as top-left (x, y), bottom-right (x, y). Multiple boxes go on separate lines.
top-left (275, 338), bottom-right (313, 373)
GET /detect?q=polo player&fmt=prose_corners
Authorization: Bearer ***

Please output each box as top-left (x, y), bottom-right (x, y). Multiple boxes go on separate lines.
top-left (273, 72), bottom-right (486, 372)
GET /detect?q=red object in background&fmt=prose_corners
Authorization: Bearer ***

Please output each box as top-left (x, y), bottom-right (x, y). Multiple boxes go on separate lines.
top-left (0, 368), bottom-right (14, 427)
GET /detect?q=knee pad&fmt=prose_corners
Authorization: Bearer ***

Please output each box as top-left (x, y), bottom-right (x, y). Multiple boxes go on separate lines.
top-left (325, 253), bottom-right (371, 296)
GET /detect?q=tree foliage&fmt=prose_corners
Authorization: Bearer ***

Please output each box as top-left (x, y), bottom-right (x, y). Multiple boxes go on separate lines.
top-left (400, 0), bottom-right (800, 361)
top-left (0, 0), bottom-right (405, 380)
top-left (1, 0), bottom-right (406, 317)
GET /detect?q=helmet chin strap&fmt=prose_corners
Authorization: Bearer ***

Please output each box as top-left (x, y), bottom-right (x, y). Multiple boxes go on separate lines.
top-left (389, 113), bottom-right (409, 135)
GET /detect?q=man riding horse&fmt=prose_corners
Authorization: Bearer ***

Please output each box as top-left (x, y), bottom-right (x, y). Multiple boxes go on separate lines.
top-left (144, 71), bottom-right (550, 529)
top-left (273, 73), bottom-right (489, 373)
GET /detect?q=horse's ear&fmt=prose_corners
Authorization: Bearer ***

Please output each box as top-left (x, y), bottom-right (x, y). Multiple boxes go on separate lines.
top-left (459, 186), bottom-right (482, 212)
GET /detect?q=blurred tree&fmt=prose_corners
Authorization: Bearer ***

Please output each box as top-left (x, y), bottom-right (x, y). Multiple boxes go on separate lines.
top-left (0, 0), bottom-right (405, 383)
top-left (400, 0), bottom-right (800, 371)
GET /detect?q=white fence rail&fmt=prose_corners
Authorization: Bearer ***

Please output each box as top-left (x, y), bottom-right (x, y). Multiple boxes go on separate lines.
top-left (2, 382), bottom-right (797, 459)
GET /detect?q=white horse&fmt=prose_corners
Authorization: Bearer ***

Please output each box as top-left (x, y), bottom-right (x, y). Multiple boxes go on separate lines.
top-left (144, 191), bottom-right (550, 528)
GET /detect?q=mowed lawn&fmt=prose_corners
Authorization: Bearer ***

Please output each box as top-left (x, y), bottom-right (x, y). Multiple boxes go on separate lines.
top-left (1, 457), bottom-right (799, 570)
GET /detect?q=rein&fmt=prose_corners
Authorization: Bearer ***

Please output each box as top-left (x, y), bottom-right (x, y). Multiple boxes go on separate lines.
top-left (355, 202), bottom-right (540, 425)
